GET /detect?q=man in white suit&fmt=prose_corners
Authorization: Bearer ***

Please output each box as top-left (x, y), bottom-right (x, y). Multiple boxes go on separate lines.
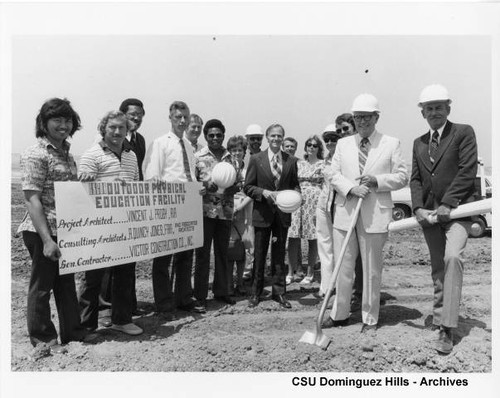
top-left (322, 94), bottom-right (408, 333)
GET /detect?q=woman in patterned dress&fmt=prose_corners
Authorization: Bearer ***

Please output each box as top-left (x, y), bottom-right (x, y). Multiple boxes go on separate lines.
top-left (286, 135), bottom-right (325, 284)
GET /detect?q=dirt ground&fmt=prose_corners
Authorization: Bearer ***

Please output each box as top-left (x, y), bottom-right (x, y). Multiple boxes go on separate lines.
top-left (10, 182), bottom-right (492, 373)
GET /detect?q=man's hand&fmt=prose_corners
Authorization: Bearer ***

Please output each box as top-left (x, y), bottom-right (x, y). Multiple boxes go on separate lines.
top-left (205, 181), bottom-right (218, 193)
top-left (199, 187), bottom-right (207, 196)
top-left (79, 173), bottom-right (96, 182)
top-left (348, 185), bottom-right (370, 198)
top-left (262, 189), bottom-right (278, 203)
top-left (224, 184), bottom-right (240, 196)
top-left (355, 174), bottom-right (378, 188)
top-left (436, 204), bottom-right (452, 223)
top-left (42, 239), bottom-right (61, 261)
top-left (415, 208), bottom-right (436, 227)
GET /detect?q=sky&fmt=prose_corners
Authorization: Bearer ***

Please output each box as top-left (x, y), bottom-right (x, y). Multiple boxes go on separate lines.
top-left (1, 2), bottom-right (499, 398)
top-left (9, 34), bottom-right (492, 169)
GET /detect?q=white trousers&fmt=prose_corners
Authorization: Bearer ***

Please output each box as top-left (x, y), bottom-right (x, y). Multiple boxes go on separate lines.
top-left (316, 206), bottom-right (334, 295)
top-left (329, 219), bottom-right (387, 326)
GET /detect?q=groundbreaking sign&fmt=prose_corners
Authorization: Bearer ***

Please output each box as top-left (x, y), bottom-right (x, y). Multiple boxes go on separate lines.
top-left (54, 181), bottom-right (203, 274)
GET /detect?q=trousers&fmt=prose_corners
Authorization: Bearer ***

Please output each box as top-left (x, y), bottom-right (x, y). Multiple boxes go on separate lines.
top-left (422, 220), bottom-right (469, 328)
top-left (23, 231), bottom-right (85, 346)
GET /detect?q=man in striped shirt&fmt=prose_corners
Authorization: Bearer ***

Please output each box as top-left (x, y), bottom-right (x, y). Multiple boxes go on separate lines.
top-left (77, 110), bottom-right (143, 336)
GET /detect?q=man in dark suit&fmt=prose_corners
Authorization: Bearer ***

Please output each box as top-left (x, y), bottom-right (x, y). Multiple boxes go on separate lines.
top-left (243, 123), bottom-right (299, 308)
top-left (410, 84), bottom-right (478, 354)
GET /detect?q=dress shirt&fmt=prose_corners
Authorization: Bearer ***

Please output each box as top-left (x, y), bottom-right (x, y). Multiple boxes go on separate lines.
top-left (143, 131), bottom-right (196, 182)
top-left (267, 149), bottom-right (283, 164)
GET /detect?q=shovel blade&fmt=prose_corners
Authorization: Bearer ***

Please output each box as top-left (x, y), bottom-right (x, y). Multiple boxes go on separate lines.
top-left (299, 330), bottom-right (331, 350)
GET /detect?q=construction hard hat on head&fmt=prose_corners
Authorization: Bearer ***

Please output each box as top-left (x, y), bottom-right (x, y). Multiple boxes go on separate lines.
top-left (351, 93), bottom-right (380, 113)
top-left (418, 84), bottom-right (452, 107)
top-left (245, 124), bottom-right (264, 136)
top-left (323, 124), bottom-right (337, 133)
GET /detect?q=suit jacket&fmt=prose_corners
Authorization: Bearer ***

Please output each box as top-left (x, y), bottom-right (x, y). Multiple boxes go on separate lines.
top-left (410, 121), bottom-right (477, 211)
top-left (243, 149), bottom-right (299, 228)
top-left (330, 131), bottom-right (408, 233)
top-left (123, 131), bottom-right (146, 181)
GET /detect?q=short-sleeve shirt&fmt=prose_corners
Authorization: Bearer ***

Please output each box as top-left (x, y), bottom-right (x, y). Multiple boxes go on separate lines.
top-left (17, 137), bottom-right (78, 235)
top-left (78, 141), bottom-right (139, 182)
top-left (195, 146), bottom-right (235, 220)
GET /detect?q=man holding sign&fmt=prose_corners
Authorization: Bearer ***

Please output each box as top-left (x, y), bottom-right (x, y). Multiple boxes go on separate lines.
top-left (78, 110), bottom-right (143, 336)
top-left (410, 84), bottom-right (478, 354)
top-left (143, 101), bottom-right (206, 318)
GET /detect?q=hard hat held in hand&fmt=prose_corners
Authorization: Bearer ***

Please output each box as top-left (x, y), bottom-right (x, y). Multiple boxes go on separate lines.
top-left (211, 162), bottom-right (237, 189)
top-left (418, 84), bottom-right (452, 106)
top-left (351, 93), bottom-right (380, 113)
top-left (276, 190), bottom-right (302, 213)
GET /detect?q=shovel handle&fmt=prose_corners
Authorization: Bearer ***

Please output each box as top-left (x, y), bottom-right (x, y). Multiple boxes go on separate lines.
top-left (316, 197), bottom-right (363, 330)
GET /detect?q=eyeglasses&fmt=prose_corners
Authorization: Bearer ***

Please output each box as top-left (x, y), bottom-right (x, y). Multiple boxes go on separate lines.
top-left (353, 114), bottom-right (375, 122)
top-left (306, 143), bottom-right (318, 148)
top-left (248, 136), bottom-right (263, 141)
top-left (323, 137), bottom-right (338, 143)
top-left (336, 125), bottom-right (351, 134)
top-left (207, 133), bottom-right (224, 139)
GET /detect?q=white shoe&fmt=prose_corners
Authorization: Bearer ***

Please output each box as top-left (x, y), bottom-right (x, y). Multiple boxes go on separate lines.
top-left (285, 275), bottom-right (293, 285)
top-left (300, 275), bottom-right (314, 284)
top-left (110, 323), bottom-right (143, 336)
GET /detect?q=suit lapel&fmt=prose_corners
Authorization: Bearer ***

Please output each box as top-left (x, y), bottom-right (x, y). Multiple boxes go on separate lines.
top-left (258, 150), bottom-right (275, 186)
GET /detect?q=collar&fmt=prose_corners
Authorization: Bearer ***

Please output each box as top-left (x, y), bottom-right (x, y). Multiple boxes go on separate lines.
top-left (98, 140), bottom-right (130, 153)
top-left (355, 130), bottom-right (377, 145)
top-left (429, 122), bottom-right (446, 141)
top-left (268, 149), bottom-right (282, 162)
top-left (39, 136), bottom-right (71, 151)
top-left (198, 145), bottom-right (231, 161)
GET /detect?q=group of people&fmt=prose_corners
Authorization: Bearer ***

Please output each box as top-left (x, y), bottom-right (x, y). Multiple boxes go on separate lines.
top-left (17, 83), bottom-right (478, 356)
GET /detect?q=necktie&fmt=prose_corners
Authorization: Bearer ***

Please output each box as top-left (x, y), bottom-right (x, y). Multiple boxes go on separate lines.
top-left (358, 137), bottom-right (370, 174)
top-left (178, 138), bottom-right (193, 182)
top-left (271, 154), bottom-right (282, 188)
top-left (430, 130), bottom-right (439, 164)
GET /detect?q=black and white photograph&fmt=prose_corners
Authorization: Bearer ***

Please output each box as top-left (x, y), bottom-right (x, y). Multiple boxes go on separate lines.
top-left (1, 1), bottom-right (498, 397)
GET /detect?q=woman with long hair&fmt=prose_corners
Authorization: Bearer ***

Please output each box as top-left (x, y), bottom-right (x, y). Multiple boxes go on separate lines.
top-left (286, 135), bottom-right (325, 284)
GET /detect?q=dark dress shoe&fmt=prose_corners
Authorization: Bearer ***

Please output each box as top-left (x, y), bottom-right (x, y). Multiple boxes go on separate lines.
top-left (156, 311), bottom-right (177, 321)
top-left (435, 327), bottom-right (453, 354)
top-left (178, 300), bottom-right (207, 314)
top-left (322, 317), bottom-right (349, 328)
top-left (360, 323), bottom-right (377, 333)
top-left (248, 296), bottom-right (260, 307)
top-left (272, 294), bottom-right (291, 309)
top-left (214, 296), bottom-right (236, 305)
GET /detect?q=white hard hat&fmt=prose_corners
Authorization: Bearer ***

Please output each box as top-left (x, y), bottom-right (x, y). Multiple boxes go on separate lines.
top-left (275, 190), bottom-right (302, 213)
top-left (351, 93), bottom-right (380, 113)
top-left (211, 162), bottom-right (237, 189)
top-left (245, 124), bottom-right (264, 136)
top-left (323, 124), bottom-right (337, 133)
top-left (418, 84), bottom-right (452, 107)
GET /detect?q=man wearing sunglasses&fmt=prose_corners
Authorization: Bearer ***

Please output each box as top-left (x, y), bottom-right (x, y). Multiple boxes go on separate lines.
top-left (322, 94), bottom-right (408, 334)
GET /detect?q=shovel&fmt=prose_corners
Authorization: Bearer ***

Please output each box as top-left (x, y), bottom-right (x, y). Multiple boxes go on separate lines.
top-left (299, 197), bottom-right (363, 349)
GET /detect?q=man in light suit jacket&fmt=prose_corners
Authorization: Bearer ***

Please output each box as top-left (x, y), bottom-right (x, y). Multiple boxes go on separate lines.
top-left (243, 124), bottom-right (300, 308)
top-left (410, 84), bottom-right (477, 354)
top-left (322, 94), bottom-right (408, 333)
